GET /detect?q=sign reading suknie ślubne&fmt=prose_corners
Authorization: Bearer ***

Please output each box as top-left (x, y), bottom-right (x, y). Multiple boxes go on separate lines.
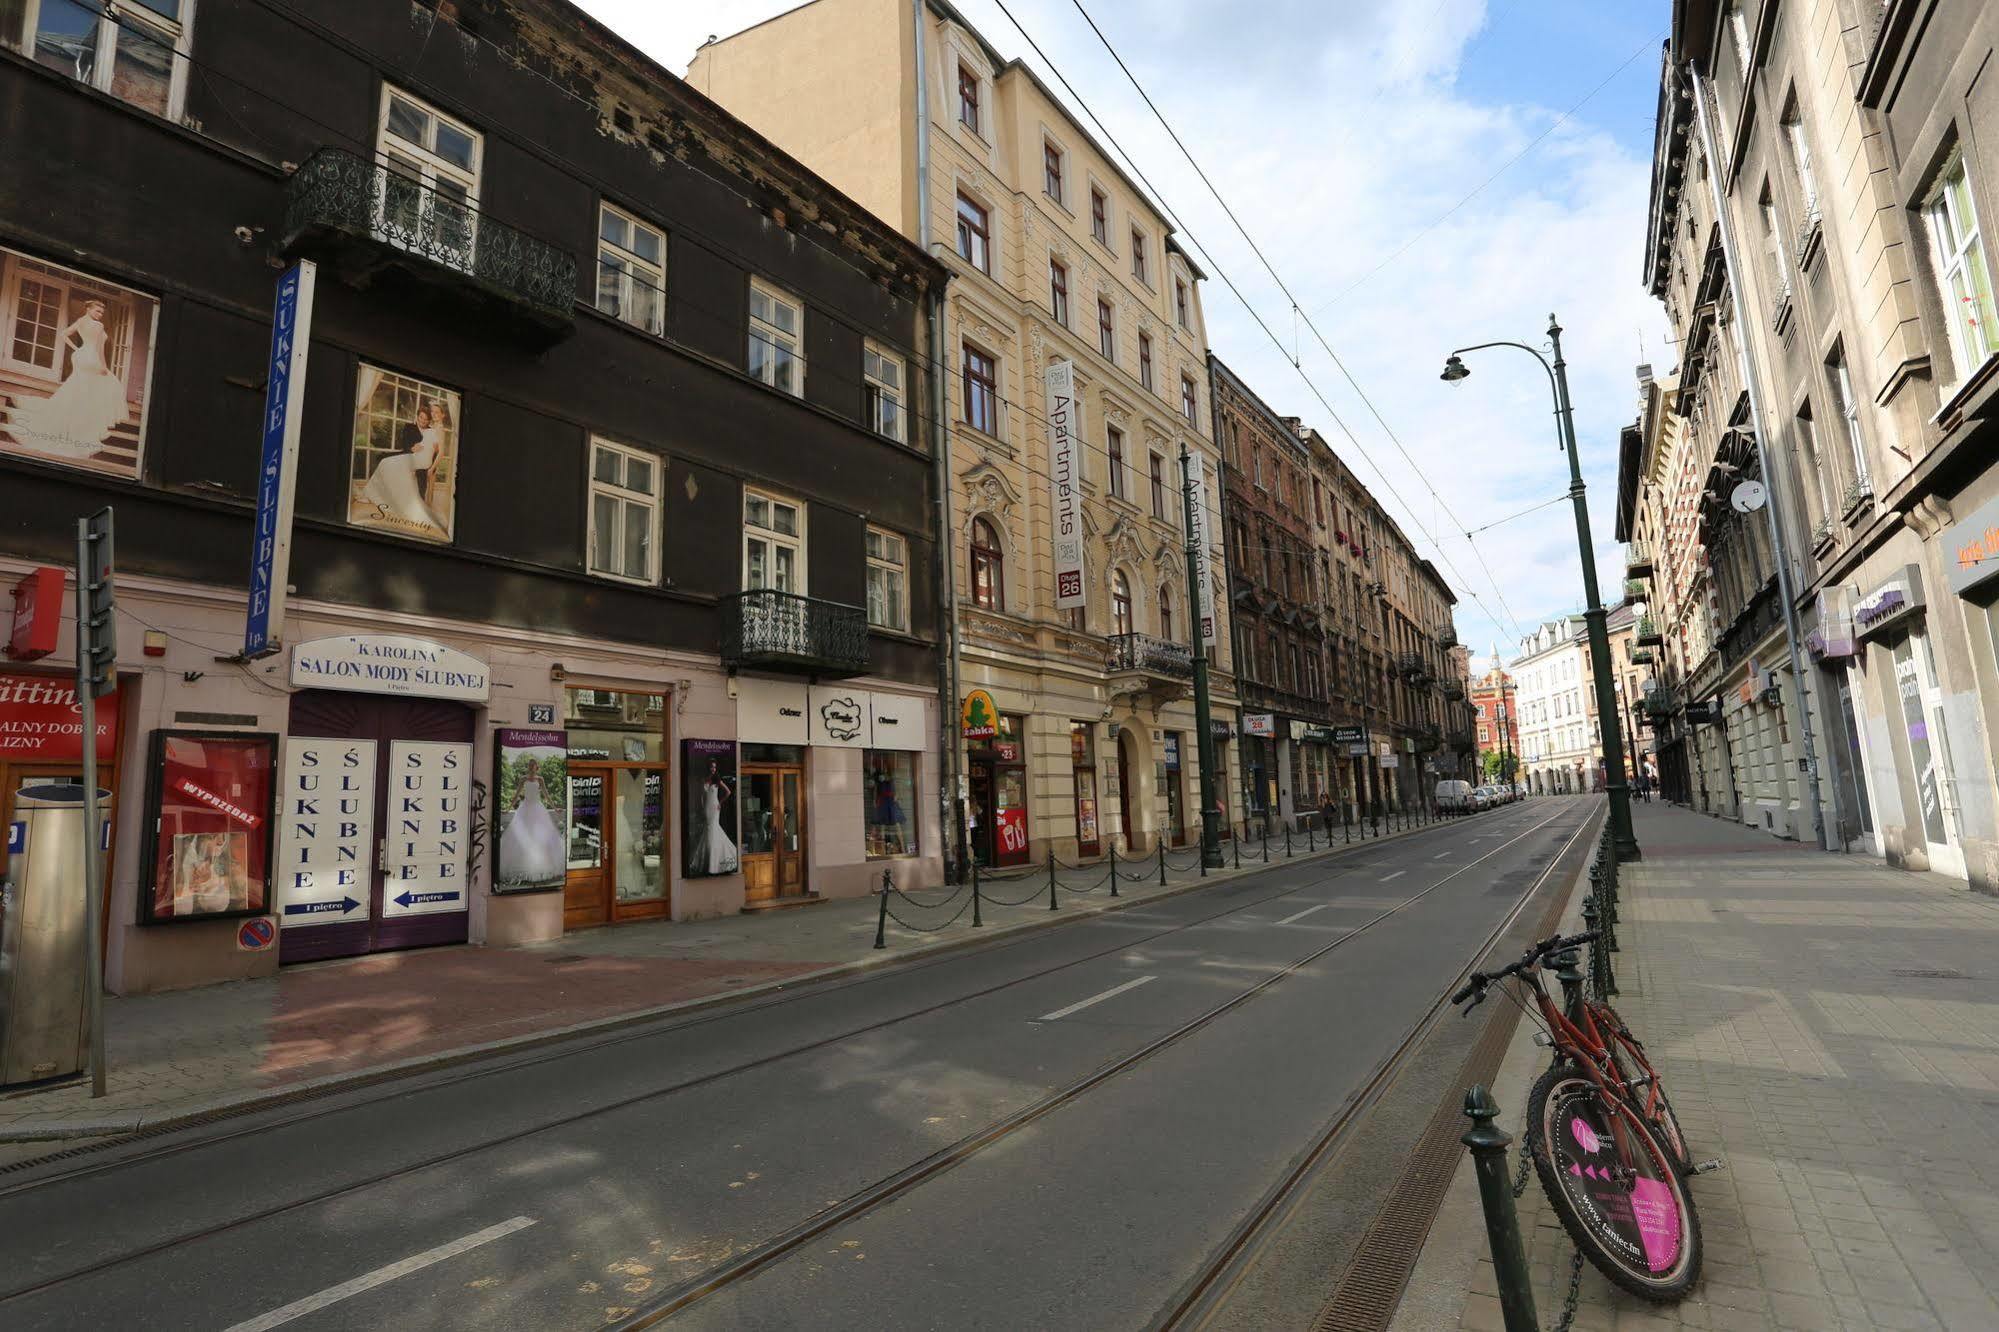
top-left (1046, 360), bottom-right (1085, 610)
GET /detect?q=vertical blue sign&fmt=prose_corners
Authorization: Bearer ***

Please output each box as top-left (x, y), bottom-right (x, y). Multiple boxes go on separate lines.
top-left (244, 260), bottom-right (316, 659)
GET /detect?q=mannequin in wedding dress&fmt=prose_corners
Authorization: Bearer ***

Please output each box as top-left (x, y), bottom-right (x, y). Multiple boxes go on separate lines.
top-left (361, 399), bottom-right (449, 533)
top-left (499, 769), bottom-right (567, 885)
top-left (8, 300), bottom-right (128, 459)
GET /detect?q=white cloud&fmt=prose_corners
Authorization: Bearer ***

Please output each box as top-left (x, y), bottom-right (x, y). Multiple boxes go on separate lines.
top-left (575, 0), bottom-right (1667, 656)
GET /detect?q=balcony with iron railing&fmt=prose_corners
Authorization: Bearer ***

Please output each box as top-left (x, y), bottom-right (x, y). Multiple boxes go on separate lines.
top-left (1623, 578), bottom-right (1649, 602)
top-left (1635, 615), bottom-right (1662, 647)
top-left (1630, 647), bottom-right (1655, 666)
top-left (1640, 686), bottom-right (1678, 722)
top-left (281, 147), bottom-right (580, 342)
top-left (1439, 679), bottom-right (1465, 701)
top-left (1395, 651), bottom-right (1430, 682)
top-left (1624, 542), bottom-right (1654, 577)
top-left (1108, 632), bottom-right (1194, 680)
top-left (1436, 625), bottom-right (1458, 649)
top-left (721, 590), bottom-right (870, 676)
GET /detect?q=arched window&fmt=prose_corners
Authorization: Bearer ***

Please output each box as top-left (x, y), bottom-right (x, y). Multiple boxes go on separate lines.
top-left (1159, 586), bottom-right (1174, 641)
top-left (1112, 571), bottom-right (1133, 637)
top-left (970, 517), bottom-right (1004, 610)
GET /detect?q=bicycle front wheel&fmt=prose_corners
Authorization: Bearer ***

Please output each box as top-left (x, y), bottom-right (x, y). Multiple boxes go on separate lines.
top-left (1526, 1064), bottom-right (1702, 1301)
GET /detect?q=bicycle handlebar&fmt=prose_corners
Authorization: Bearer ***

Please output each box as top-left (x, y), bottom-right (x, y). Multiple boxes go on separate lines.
top-left (1452, 930), bottom-right (1602, 1012)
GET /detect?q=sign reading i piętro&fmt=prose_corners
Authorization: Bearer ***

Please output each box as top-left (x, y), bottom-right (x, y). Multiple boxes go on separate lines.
top-left (1046, 359), bottom-right (1085, 609)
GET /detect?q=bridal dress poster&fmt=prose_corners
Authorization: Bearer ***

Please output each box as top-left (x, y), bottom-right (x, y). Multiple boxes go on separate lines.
top-left (495, 727), bottom-right (568, 891)
top-left (0, 245), bottom-right (158, 478)
top-left (683, 738), bottom-right (740, 878)
top-left (139, 731), bottom-right (277, 925)
top-left (348, 363), bottom-right (460, 543)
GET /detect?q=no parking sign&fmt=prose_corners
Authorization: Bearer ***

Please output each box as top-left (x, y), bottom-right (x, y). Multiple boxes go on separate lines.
top-left (237, 917), bottom-right (276, 952)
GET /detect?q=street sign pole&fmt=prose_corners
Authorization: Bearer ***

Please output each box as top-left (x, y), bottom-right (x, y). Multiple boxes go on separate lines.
top-left (76, 508), bottom-right (115, 1099)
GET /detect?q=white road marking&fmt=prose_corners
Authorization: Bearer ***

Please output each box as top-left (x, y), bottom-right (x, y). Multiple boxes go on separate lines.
top-left (1380, 870), bottom-right (1407, 882)
top-left (1276, 902), bottom-right (1333, 926)
top-left (1432, 851), bottom-right (1451, 859)
top-left (223, 1217), bottom-right (537, 1332)
top-left (1037, 975), bottom-right (1156, 1021)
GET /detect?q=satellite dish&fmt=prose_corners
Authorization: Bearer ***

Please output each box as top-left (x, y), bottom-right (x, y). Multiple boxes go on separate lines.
top-left (1730, 480), bottom-right (1767, 514)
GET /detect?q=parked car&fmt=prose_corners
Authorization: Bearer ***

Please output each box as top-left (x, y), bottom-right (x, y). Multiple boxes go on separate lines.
top-left (1435, 779), bottom-right (1473, 814)
top-left (1470, 785), bottom-right (1494, 811)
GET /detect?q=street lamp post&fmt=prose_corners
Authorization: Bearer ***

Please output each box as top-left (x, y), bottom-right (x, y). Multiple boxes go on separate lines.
top-left (1442, 316), bottom-right (1638, 859)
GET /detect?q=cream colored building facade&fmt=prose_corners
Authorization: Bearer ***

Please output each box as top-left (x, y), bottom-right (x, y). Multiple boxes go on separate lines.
top-left (690, 0), bottom-right (1239, 864)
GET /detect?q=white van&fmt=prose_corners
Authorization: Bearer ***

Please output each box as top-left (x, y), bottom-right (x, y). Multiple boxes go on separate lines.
top-left (1434, 780), bottom-right (1473, 814)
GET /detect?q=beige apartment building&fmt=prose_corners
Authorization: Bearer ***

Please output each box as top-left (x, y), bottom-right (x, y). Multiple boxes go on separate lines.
top-left (1638, 1), bottom-right (1999, 889)
top-left (690, 0), bottom-right (1239, 866)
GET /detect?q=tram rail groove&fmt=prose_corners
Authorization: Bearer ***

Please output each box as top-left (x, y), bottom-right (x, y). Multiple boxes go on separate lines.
top-left (0, 804), bottom-right (1582, 1311)
top-left (605, 804), bottom-right (1596, 1330)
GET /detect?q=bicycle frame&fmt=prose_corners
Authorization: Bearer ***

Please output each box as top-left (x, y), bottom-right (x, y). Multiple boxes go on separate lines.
top-left (1510, 964), bottom-right (1658, 1168)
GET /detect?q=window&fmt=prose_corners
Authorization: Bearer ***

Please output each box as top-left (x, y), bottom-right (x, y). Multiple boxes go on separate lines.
top-left (956, 193), bottom-right (990, 274)
top-left (597, 202), bottom-right (665, 335)
top-left (1098, 297), bottom-right (1116, 359)
top-left (1758, 192), bottom-right (1789, 298)
top-left (1107, 424), bottom-right (1126, 499)
top-left (1181, 375), bottom-right (1197, 423)
top-left (1924, 151), bottom-right (1999, 383)
top-left (1149, 452), bottom-right (1167, 519)
top-left (1797, 408), bottom-right (1833, 530)
top-left (1139, 333), bottom-right (1154, 390)
top-left (866, 526), bottom-right (909, 632)
top-left (958, 63), bottom-right (980, 134)
top-left (1312, 476), bottom-right (1325, 525)
top-left (1825, 345), bottom-right (1869, 490)
top-left (743, 488), bottom-right (804, 592)
top-left (1112, 571), bottom-right (1133, 637)
top-left (1049, 259), bottom-right (1069, 326)
top-left (1159, 586), bottom-right (1174, 641)
top-left (1091, 188), bottom-right (1110, 246)
top-left (748, 279), bottom-right (804, 396)
top-left (863, 341), bottom-right (905, 442)
top-left (865, 751), bottom-right (917, 858)
top-left (588, 439), bottom-right (661, 584)
top-left (1043, 141), bottom-right (1065, 205)
top-left (1175, 278), bottom-right (1190, 329)
top-left (962, 343), bottom-right (998, 435)
top-left (1782, 103), bottom-right (1819, 214)
top-left (377, 86), bottom-right (482, 267)
top-left (970, 517), bottom-right (1004, 609)
top-left (1727, 3), bottom-right (1751, 72)
top-left (1131, 229), bottom-right (1148, 284)
top-left (11, 0), bottom-right (191, 117)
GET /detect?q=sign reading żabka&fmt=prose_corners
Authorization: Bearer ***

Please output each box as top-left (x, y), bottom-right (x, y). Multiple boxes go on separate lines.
top-left (1046, 359), bottom-right (1085, 610)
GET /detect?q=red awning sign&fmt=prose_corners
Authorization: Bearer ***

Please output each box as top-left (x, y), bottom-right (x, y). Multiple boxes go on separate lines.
top-left (0, 673), bottom-right (119, 762)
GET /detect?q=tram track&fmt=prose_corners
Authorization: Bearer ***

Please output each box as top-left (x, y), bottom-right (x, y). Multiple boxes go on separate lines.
top-left (0, 802), bottom-right (1573, 1312)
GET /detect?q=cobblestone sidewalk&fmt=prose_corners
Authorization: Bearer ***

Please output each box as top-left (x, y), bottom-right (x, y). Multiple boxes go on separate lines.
top-left (1399, 801), bottom-right (1999, 1332)
top-left (0, 811), bottom-right (1437, 1162)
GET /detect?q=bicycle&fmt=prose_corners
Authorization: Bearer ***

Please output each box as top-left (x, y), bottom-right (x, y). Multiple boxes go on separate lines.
top-left (1454, 931), bottom-right (1702, 1301)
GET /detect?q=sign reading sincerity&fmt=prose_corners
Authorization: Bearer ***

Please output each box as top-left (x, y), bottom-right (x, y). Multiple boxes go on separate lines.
top-left (289, 634), bottom-right (490, 702)
top-left (243, 259), bottom-right (316, 659)
top-left (1046, 359), bottom-right (1085, 610)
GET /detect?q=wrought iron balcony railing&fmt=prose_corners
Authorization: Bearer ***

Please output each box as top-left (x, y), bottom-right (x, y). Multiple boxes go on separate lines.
top-left (1439, 679), bottom-right (1466, 701)
top-left (721, 590), bottom-right (869, 676)
top-left (1635, 616), bottom-right (1662, 646)
top-left (1395, 651), bottom-right (1429, 681)
top-left (1624, 578), bottom-right (1649, 601)
top-left (1641, 687), bottom-right (1678, 720)
top-left (1436, 625), bottom-right (1458, 649)
top-left (1624, 542), bottom-right (1654, 577)
top-left (282, 147), bottom-right (579, 339)
top-left (1108, 632), bottom-right (1194, 680)
top-left (1630, 647), bottom-right (1655, 666)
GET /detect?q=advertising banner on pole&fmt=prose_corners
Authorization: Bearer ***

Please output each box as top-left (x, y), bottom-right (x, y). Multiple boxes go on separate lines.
top-left (244, 260), bottom-right (316, 659)
top-left (1045, 359), bottom-right (1085, 609)
top-left (1186, 451), bottom-right (1217, 646)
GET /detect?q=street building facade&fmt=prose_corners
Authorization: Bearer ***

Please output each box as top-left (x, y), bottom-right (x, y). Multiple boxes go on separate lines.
top-left (0, 0), bottom-right (950, 992)
top-left (1636, 0), bottom-right (1999, 889)
top-left (1469, 648), bottom-right (1521, 783)
top-left (1511, 613), bottom-right (1627, 795)
top-left (689, 0), bottom-right (1239, 865)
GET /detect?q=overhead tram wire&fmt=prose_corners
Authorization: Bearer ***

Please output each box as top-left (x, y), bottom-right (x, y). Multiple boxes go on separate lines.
top-left (985, 0), bottom-right (1523, 645)
top-left (1061, 0), bottom-right (1529, 640)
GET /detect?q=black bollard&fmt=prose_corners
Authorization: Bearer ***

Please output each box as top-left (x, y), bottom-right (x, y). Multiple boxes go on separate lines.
top-left (1284, 824), bottom-right (1293, 858)
top-left (1158, 838), bottom-right (1167, 887)
top-left (1553, 947), bottom-right (1585, 1025)
top-left (1263, 826), bottom-right (1270, 863)
top-left (1231, 828), bottom-right (1240, 869)
top-left (874, 869), bottom-right (891, 949)
top-left (1462, 1085), bottom-right (1539, 1332)
top-left (971, 859), bottom-right (984, 927)
top-left (1048, 846), bottom-right (1059, 911)
top-left (1109, 842), bottom-right (1119, 897)
top-left (1344, 803), bottom-right (1351, 845)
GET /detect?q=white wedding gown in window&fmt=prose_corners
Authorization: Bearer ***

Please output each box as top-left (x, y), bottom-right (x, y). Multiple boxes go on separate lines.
top-left (499, 774), bottom-right (566, 884)
top-left (10, 315), bottom-right (128, 458)
top-left (362, 426), bottom-right (446, 531)
top-left (703, 781), bottom-right (738, 874)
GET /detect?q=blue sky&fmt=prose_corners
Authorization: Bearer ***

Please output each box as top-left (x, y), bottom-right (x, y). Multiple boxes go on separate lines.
top-left (580, 0), bottom-right (1672, 665)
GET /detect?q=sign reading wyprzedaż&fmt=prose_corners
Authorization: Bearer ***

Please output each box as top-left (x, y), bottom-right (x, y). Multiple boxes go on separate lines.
top-left (1186, 452), bottom-right (1217, 646)
top-left (289, 635), bottom-right (490, 702)
top-left (1046, 359), bottom-right (1085, 610)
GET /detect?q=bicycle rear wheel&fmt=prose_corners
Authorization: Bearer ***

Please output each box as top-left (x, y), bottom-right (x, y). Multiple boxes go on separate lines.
top-left (1526, 1063), bottom-right (1702, 1301)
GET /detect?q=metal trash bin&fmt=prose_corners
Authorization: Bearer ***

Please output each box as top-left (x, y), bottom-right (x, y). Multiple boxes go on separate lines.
top-left (0, 784), bottom-right (109, 1088)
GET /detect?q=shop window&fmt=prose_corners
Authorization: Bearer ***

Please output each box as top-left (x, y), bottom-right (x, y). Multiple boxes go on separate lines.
top-left (138, 730), bottom-right (276, 923)
top-left (865, 750), bottom-right (917, 858)
top-left (12, 0), bottom-right (193, 119)
top-left (866, 525), bottom-right (909, 632)
top-left (587, 438), bottom-right (661, 585)
top-left (596, 202), bottom-right (665, 335)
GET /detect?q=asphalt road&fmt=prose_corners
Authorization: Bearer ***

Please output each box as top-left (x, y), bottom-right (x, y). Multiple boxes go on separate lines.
top-left (0, 796), bottom-right (1595, 1331)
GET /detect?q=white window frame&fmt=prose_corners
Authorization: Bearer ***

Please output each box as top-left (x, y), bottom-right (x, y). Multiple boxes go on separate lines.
top-left (10, 0), bottom-right (193, 119)
top-left (1826, 346), bottom-right (1869, 490)
top-left (375, 84), bottom-right (483, 270)
top-left (955, 191), bottom-right (992, 275)
top-left (586, 438), bottom-right (663, 585)
top-left (866, 525), bottom-right (909, 633)
top-left (1782, 105), bottom-right (1819, 215)
top-left (596, 201), bottom-right (665, 335)
top-left (748, 277), bottom-right (805, 397)
top-left (1924, 149), bottom-right (1999, 386)
top-left (743, 486), bottom-right (806, 593)
top-left (863, 339), bottom-right (905, 442)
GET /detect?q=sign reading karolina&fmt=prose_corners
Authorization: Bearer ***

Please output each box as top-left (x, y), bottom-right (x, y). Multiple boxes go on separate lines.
top-left (288, 634), bottom-right (490, 702)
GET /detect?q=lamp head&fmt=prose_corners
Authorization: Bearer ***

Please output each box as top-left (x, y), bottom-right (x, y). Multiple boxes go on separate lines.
top-left (1440, 355), bottom-right (1470, 384)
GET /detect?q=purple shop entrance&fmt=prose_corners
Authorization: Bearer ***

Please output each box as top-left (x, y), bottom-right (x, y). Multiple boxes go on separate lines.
top-left (277, 690), bottom-right (475, 965)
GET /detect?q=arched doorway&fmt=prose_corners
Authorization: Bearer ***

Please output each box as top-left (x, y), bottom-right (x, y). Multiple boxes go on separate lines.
top-left (1117, 728), bottom-right (1137, 851)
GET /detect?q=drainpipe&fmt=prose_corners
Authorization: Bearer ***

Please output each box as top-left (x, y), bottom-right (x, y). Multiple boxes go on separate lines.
top-left (913, 0), bottom-right (966, 881)
top-left (1688, 64), bottom-right (1830, 851)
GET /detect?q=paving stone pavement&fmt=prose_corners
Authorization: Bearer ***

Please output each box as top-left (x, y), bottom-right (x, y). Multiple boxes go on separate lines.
top-left (1426, 801), bottom-right (1999, 1332)
top-left (0, 809), bottom-right (1450, 1164)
